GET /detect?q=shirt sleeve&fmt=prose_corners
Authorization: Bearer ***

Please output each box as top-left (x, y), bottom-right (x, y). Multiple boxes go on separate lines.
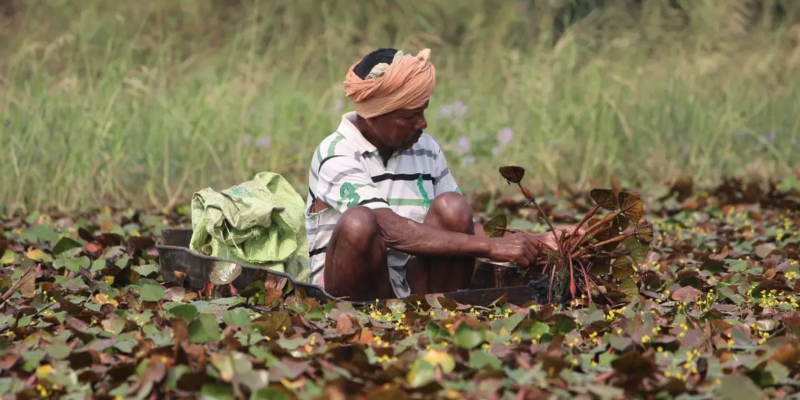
top-left (432, 146), bottom-right (461, 196)
top-left (314, 155), bottom-right (391, 213)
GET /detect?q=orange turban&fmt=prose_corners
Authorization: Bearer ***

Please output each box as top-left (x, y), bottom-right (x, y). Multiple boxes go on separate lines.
top-left (343, 49), bottom-right (436, 119)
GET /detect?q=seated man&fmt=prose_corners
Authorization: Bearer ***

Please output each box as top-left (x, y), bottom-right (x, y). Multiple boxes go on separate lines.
top-left (305, 47), bottom-right (561, 301)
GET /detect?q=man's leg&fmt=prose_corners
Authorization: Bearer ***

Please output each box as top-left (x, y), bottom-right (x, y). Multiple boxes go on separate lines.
top-left (323, 206), bottom-right (393, 301)
top-left (407, 192), bottom-right (477, 294)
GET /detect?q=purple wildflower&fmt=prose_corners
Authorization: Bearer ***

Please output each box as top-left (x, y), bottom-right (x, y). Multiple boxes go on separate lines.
top-left (457, 136), bottom-right (470, 154)
top-left (451, 100), bottom-right (468, 119)
top-left (492, 146), bottom-right (501, 157)
top-left (256, 135), bottom-right (271, 150)
top-left (767, 129), bottom-right (776, 144)
top-left (497, 127), bottom-right (513, 147)
top-left (439, 100), bottom-right (468, 120)
top-left (440, 104), bottom-right (453, 119)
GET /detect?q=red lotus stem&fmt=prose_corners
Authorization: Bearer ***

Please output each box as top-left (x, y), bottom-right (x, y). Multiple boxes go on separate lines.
top-left (576, 259), bottom-right (592, 306)
top-left (517, 183), bottom-right (563, 253)
top-left (568, 256), bottom-right (576, 299)
top-left (591, 232), bottom-right (635, 249)
top-left (568, 210), bottom-right (621, 253)
top-left (548, 261), bottom-right (557, 304)
top-left (569, 205), bottom-right (601, 239)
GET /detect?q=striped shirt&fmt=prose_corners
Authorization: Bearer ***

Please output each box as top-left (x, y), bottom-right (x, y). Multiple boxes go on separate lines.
top-left (304, 111), bottom-right (461, 298)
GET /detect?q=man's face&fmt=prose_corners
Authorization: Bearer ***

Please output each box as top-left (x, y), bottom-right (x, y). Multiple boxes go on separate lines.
top-left (367, 102), bottom-right (428, 151)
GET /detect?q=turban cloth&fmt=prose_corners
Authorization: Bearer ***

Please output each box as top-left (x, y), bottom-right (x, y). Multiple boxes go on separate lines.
top-left (343, 49), bottom-right (436, 119)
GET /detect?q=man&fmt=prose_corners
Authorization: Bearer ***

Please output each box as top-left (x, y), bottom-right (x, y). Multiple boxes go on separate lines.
top-left (305, 48), bottom-right (565, 301)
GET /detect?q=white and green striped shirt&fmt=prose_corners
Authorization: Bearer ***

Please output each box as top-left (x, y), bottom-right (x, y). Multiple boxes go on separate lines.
top-left (305, 111), bottom-right (461, 297)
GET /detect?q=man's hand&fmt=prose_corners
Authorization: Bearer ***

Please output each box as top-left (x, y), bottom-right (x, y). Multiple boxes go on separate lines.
top-left (486, 232), bottom-right (539, 266)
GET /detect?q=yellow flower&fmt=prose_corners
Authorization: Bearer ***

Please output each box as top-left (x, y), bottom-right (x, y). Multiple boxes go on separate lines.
top-left (36, 364), bottom-right (53, 378)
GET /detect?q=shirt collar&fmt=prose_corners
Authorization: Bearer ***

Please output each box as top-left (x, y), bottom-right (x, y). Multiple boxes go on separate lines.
top-left (338, 112), bottom-right (378, 154)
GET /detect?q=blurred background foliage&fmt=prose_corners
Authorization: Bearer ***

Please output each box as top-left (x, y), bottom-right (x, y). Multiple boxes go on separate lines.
top-left (0, 0), bottom-right (798, 213)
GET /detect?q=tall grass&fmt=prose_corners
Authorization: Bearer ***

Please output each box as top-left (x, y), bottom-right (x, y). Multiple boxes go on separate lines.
top-left (1, 0), bottom-right (799, 214)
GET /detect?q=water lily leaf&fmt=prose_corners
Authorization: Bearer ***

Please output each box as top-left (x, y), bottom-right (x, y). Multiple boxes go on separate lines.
top-left (25, 248), bottom-right (52, 262)
top-left (718, 374), bottom-right (762, 400)
top-left (771, 339), bottom-right (800, 365)
top-left (210, 351), bottom-right (261, 390)
top-left (468, 349), bottom-right (502, 370)
top-left (421, 350), bottom-right (455, 373)
top-left (52, 236), bottom-right (84, 257)
top-left (407, 360), bottom-right (436, 388)
top-left (590, 189), bottom-right (618, 210)
top-left (11, 267), bottom-right (36, 299)
top-left (223, 308), bottom-right (251, 328)
top-left (754, 243), bottom-right (777, 259)
top-left (454, 323), bottom-right (484, 349)
top-left (133, 264), bottom-right (160, 277)
top-left (171, 304), bottom-right (199, 321)
top-left (0, 250), bottom-right (16, 265)
top-left (209, 262), bottom-right (242, 285)
top-left (483, 215), bottom-right (508, 238)
top-left (635, 219), bottom-right (654, 244)
top-left (140, 284), bottom-right (166, 302)
top-left (618, 192), bottom-right (644, 223)
top-left (46, 342), bottom-right (71, 360)
top-left (615, 278), bottom-right (639, 302)
top-left (102, 314), bottom-right (127, 335)
top-left (622, 237), bottom-right (649, 263)
top-left (671, 286), bottom-right (701, 302)
top-left (189, 313), bottom-right (222, 343)
top-left (498, 166), bottom-right (525, 184)
top-left (611, 257), bottom-right (635, 279)
top-left (200, 384), bottom-right (235, 400)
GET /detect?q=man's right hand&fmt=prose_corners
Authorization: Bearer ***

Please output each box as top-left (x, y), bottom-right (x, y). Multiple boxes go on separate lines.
top-left (485, 232), bottom-right (538, 266)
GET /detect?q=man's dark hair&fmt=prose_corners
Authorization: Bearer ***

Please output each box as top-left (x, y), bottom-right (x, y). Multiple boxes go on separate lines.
top-left (353, 48), bottom-right (399, 79)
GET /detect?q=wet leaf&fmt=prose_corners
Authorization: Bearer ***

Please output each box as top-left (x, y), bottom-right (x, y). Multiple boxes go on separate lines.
top-left (635, 219), bottom-right (654, 244)
top-left (771, 339), bottom-right (800, 365)
top-left (140, 284), bottom-right (166, 302)
top-left (222, 308), bottom-right (250, 328)
top-left (421, 350), bottom-right (455, 373)
top-left (498, 166), bottom-right (525, 184)
top-left (483, 215), bottom-right (508, 238)
top-left (189, 313), bottom-right (222, 343)
top-left (671, 286), bottom-right (701, 302)
top-left (454, 323), bottom-right (484, 349)
top-left (25, 248), bottom-right (51, 262)
top-left (590, 189), bottom-right (618, 210)
top-left (52, 236), bottom-right (84, 257)
top-left (611, 257), bottom-right (635, 279)
top-left (717, 374), bottom-right (762, 400)
top-left (209, 262), bottom-right (242, 285)
top-left (407, 360), bottom-right (436, 388)
top-left (618, 192), bottom-right (644, 223)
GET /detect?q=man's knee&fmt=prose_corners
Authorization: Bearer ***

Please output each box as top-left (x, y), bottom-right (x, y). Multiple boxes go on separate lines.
top-left (334, 206), bottom-right (380, 241)
top-left (430, 192), bottom-right (474, 232)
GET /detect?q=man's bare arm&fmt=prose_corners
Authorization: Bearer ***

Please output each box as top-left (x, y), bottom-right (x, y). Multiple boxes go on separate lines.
top-left (373, 209), bottom-right (492, 258)
top-left (371, 209), bottom-right (541, 267)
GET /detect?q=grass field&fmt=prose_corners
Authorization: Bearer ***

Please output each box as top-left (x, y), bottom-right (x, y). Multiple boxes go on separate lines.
top-left (1, 0), bottom-right (799, 214)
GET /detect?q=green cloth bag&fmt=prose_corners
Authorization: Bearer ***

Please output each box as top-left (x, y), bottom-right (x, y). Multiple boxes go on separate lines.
top-left (189, 171), bottom-right (311, 283)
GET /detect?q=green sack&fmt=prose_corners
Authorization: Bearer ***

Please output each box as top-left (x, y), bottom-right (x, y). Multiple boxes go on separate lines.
top-left (189, 171), bottom-right (311, 283)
